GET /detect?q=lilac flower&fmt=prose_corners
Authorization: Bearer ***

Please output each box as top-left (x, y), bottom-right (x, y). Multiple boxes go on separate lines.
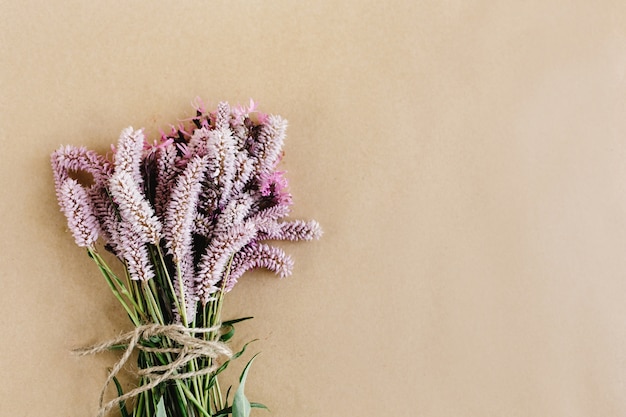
top-left (226, 243), bottom-right (294, 291)
top-left (154, 144), bottom-right (178, 219)
top-left (196, 222), bottom-right (257, 303)
top-left (116, 221), bottom-right (155, 281)
top-left (249, 204), bottom-right (291, 222)
top-left (87, 185), bottom-right (119, 245)
top-left (215, 102), bottom-right (231, 131)
top-left (164, 155), bottom-right (208, 263)
top-left (51, 145), bottom-right (112, 192)
top-left (109, 172), bottom-right (162, 245)
top-left (250, 115), bottom-right (287, 178)
top-left (194, 212), bottom-right (214, 237)
top-left (232, 99), bottom-right (257, 121)
top-left (57, 178), bottom-right (100, 248)
top-left (246, 205), bottom-right (291, 237)
top-left (51, 99), bottom-right (322, 417)
top-left (231, 99), bottom-right (259, 139)
top-left (187, 127), bottom-right (210, 159)
top-left (206, 127), bottom-right (237, 207)
top-left (52, 99), bottom-right (321, 308)
top-left (113, 127), bottom-right (145, 186)
top-left (258, 219), bottom-right (323, 242)
top-left (231, 151), bottom-right (255, 198)
top-left (211, 193), bottom-right (253, 237)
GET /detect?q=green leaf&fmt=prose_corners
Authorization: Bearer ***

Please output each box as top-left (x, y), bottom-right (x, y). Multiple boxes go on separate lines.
top-left (220, 317), bottom-right (255, 341)
top-left (222, 317), bottom-right (254, 326)
top-left (213, 405), bottom-right (232, 417)
top-left (232, 353), bottom-right (260, 417)
top-left (220, 326), bottom-right (236, 342)
top-left (225, 385), bottom-right (233, 405)
top-left (210, 339), bottom-right (258, 386)
top-left (108, 343), bottom-right (128, 351)
top-left (250, 403), bottom-right (269, 411)
top-left (155, 396), bottom-right (167, 417)
top-left (112, 376), bottom-right (129, 417)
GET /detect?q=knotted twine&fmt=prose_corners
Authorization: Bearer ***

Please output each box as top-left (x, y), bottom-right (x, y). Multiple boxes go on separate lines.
top-left (74, 323), bottom-right (232, 417)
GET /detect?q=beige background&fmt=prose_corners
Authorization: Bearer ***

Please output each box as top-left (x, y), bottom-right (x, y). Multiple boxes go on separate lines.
top-left (2, 1), bottom-right (626, 416)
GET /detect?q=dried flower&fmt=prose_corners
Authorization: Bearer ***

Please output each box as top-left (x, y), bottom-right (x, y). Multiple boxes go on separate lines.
top-left (116, 221), bottom-right (155, 282)
top-left (51, 100), bottom-right (321, 417)
top-left (109, 171), bottom-right (162, 245)
top-left (51, 145), bottom-right (112, 191)
top-left (206, 126), bottom-right (237, 207)
top-left (227, 243), bottom-right (295, 291)
top-left (57, 178), bottom-right (100, 248)
top-left (260, 219), bottom-right (323, 241)
top-left (113, 127), bottom-right (145, 186)
top-left (196, 222), bottom-right (257, 303)
top-left (154, 144), bottom-right (178, 218)
top-left (164, 155), bottom-right (208, 263)
top-left (250, 115), bottom-right (287, 178)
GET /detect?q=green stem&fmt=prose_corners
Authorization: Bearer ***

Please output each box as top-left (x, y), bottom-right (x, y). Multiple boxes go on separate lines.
top-left (142, 280), bottom-right (164, 325)
top-left (156, 245), bottom-right (185, 321)
top-left (88, 248), bottom-right (141, 325)
top-left (89, 249), bottom-right (148, 319)
top-left (179, 383), bottom-right (212, 417)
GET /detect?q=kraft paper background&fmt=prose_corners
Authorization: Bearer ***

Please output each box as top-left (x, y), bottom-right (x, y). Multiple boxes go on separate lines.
top-left (2, 1), bottom-right (626, 416)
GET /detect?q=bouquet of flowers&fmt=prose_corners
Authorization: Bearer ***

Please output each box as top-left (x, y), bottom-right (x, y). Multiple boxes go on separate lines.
top-left (51, 99), bottom-right (321, 417)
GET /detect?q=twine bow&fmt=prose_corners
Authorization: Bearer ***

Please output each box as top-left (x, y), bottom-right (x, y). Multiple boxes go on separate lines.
top-left (74, 323), bottom-right (232, 417)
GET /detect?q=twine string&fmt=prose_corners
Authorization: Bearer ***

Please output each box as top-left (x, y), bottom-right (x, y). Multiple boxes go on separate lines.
top-left (74, 323), bottom-right (232, 417)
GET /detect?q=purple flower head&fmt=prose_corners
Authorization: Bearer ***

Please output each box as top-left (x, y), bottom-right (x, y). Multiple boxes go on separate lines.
top-left (259, 219), bottom-right (323, 241)
top-left (154, 143), bottom-right (179, 218)
top-left (250, 115), bottom-right (287, 178)
top-left (113, 127), bottom-right (145, 187)
top-left (196, 221), bottom-right (257, 303)
top-left (116, 221), bottom-right (155, 281)
top-left (57, 178), bottom-right (100, 248)
top-left (215, 102), bottom-right (231, 131)
top-left (164, 155), bottom-right (208, 262)
top-left (51, 145), bottom-right (112, 191)
top-left (205, 127), bottom-right (237, 207)
top-left (226, 242), bottom-right (294, 291)
top-left (109, 171), bottom-right (162, 245)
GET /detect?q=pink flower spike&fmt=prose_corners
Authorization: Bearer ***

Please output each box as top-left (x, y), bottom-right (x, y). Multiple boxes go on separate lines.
top-left (164, 155), bottom-right (208, 263)
top-left (225, 243), bottom-right (294, 291)
top-left (58, 178), bottom-right (100, 248)
top-left (109, 171), bottom-right (162, 245)
top-left (196, 221), bottom-right (257, 303)
top-left (116, 221), bottom-right (155, 281)
top-left (113, 127), bottom-right (145, 187)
